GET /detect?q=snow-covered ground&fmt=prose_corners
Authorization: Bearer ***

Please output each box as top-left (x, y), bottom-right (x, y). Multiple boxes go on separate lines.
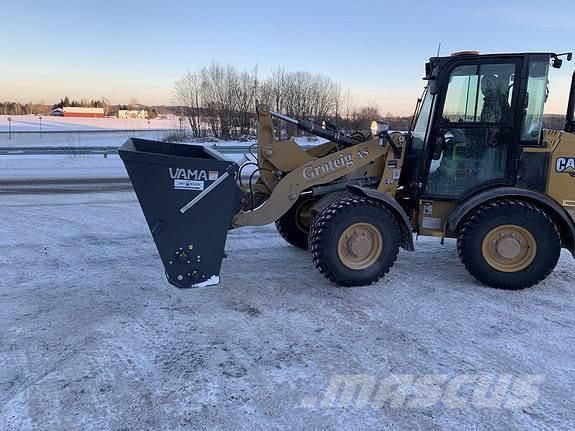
top-left (0, 155), bottom-right (127, 182)
top-left (0, 114), bottom-right (323, 151)
top-left (1, 190), bottom-right (574, 429)
top-left (0, 152), bottom-right (250, 186)
top-left (0, 136), bottom-right (320, 184)
top-left (0, 130), bottom-right (170, 149)
top-left (0, 115), bottom-right (177, 132)
top-left (0, 115), bottom-right (179, 149)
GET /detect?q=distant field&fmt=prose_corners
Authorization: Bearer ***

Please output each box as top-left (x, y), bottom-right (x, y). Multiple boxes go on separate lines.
top-left (0, 114), bottom-right (178, 132)
top-left (0, 115), bottom-right (181, 148)
top-left (0, 129), bottom-right (169, 148)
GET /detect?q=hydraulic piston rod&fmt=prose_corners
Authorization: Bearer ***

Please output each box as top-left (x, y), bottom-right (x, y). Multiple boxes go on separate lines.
top-left (269, 110), bottom-right (363, 147)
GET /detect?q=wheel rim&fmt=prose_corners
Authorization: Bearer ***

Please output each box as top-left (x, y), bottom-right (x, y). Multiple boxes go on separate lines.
top-left (481, 224), bottom-right (537, 272)
top-left (337, 222), bottom-right (383, 270)
top-left (295, 199), bottom-right (316, 233)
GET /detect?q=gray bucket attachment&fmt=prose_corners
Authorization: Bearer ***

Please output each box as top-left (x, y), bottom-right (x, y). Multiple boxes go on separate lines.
top-left (118, 138), bottom-right (242, 288)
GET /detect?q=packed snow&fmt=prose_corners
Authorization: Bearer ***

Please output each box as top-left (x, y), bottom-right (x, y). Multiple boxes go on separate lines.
top-left (0, 190), bottom-right (574, 430)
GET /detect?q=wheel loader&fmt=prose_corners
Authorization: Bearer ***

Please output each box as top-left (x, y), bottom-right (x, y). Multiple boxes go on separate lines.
top-left (119, 51), bottom-right (575, 290)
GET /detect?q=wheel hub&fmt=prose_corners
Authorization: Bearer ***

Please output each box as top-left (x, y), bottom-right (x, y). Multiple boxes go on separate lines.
top-left (295, 199), bottom-right (317, 232)
top-left (482, 224), bottom-right (537, 272)
top-left (338, 223), bottom-right (383, 270)
top-left (348, 235), bottom-right (371, 257)
top-left (497, 237), bottom-right (522, 260)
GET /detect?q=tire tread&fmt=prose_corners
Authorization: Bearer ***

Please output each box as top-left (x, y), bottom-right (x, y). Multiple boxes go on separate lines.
top-left (457, 199), bottom-right (560, 289)
top-left (309, 196), bottom-right (400, 286)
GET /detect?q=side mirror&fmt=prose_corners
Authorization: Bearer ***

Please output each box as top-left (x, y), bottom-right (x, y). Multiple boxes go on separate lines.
top-left (552, 58), bottom-right (563, 69)
top-left (428, 66), bottom-right (440, 95)
top-left (432, 136), bottom-right (445, 160)
top-left (429, 77), bottom-right (439, 95)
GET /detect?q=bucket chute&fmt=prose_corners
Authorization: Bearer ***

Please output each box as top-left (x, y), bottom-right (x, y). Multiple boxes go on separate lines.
top-left (119, 138), bottom-right (243, 288)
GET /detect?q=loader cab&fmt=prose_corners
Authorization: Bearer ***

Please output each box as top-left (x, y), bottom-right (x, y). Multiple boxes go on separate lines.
top-left (406, 52), bottom-right (558, 202)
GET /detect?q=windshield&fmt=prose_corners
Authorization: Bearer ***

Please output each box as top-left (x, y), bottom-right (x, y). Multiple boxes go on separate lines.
top-left (411, 88), bottom-right (434, 151)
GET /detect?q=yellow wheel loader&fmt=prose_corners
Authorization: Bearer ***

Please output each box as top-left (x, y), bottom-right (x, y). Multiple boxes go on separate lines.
top-left (119, 51), bottom-right (575, 290)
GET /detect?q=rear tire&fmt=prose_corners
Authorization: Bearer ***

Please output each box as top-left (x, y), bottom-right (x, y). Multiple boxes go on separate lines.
top-left (275, 197), bottom-right (319, 250)
top-left (457, 200), bottom-right (561, 290)
top-left (309, 197), bottom-right (400, 286)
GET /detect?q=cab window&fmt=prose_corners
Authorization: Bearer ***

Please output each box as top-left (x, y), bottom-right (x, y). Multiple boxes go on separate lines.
top-left (411, 89), bottom-right (434, 151)
top-left (425, 62), bottom-right (517, 198)
top-left (441, 64), bottom-right (515, 124)
top-left (521, 59), bottom-right (549, 145)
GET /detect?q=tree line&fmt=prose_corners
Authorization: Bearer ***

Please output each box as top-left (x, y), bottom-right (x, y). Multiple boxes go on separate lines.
top-left (0, 102), bottom-right (35, 115)
top-left (53, 96), bottom-right (104, 109)
top-left (173, 63), bottom-right (401, 139)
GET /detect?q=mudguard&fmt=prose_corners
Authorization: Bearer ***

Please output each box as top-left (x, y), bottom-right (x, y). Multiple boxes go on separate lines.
top-left (347, 185), bottom-right (415, 251)
top-left (446, 187), bottom-right (575, 256)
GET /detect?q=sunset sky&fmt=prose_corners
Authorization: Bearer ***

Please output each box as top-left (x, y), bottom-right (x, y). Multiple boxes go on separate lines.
top-left (2, 0), bottom-right (574, 115)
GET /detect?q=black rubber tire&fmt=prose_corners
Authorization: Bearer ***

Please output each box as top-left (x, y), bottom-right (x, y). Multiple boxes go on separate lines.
top-left (309, 196), bottom-right (400, 287)
top-left (457, 200), bottom-right (561, 290)
top-left (275, 197), bottom-right (319, 250)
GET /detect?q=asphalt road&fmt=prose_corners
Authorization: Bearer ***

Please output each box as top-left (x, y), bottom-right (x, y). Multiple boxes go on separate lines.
top-left (1, 191), bottom-right (574, 430)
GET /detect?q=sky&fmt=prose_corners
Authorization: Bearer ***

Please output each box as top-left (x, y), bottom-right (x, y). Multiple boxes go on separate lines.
top-left (2, 0), bottom-right (574, 115)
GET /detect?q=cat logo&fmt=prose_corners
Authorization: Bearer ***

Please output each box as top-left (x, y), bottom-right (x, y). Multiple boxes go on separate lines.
top-left (555, 157), bottom-right (575, 177)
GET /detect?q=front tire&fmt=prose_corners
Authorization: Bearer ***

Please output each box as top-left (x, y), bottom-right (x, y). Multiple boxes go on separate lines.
top-left (457, 200), bottom-right (561, 290)
top-left (309, 197), bottom-right (400, 286)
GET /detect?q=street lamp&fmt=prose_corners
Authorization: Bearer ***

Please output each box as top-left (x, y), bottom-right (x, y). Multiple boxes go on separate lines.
top-left (39, 116), bottom-right (43, 135)
top-left (7, 117), bottom-right (12, 140)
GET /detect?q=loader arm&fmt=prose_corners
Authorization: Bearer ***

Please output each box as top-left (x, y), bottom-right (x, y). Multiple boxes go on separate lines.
top-left (234, 138), bottom-right (390, 226)
top-left (233, 105), bottom-right (392, 227)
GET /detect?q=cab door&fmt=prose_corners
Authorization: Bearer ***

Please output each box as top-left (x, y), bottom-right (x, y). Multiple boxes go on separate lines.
top-left (423, 59), bottom-right (522, 200)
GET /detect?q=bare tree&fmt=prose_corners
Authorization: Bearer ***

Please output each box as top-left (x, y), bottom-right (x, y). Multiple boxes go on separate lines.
top-left (174, 71), bottom-right (203, 136)
top-left (235, 67), bottom-right (258, 136)
top-left (173, 62), bottom-right (349, 140)
top-left (101, 97), bottom-right (111, 116)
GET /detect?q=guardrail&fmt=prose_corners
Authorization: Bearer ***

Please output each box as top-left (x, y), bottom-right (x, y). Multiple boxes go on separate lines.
top-left (0, 143), bottom-right (314, 156)
top-left (0, 146), bottom-right (119, 155)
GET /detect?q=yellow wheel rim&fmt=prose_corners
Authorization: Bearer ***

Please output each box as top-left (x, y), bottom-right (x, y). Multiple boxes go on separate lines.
top-left (482, 224), bottom-right (537, 272)
top-left (337, 222), bottom-right (383, 270)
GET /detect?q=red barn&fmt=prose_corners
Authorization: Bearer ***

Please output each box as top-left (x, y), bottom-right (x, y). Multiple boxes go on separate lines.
top-left (62, 107), bottom-right (105, 118)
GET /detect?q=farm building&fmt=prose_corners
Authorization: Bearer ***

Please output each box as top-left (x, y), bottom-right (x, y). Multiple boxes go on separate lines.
top-left (118, 109), bottom-right (149, 119)
top-left (50, 107), bottom-right (105, 118)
